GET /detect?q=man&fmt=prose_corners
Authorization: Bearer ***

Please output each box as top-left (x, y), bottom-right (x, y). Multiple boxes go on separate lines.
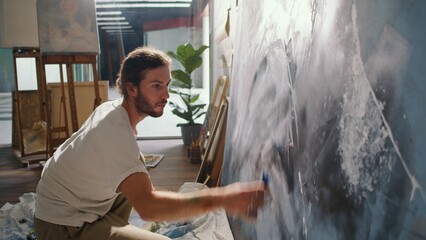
top-left (35, 47), bottom-right (265, 239)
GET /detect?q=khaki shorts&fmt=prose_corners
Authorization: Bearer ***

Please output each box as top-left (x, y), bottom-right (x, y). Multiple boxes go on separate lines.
top-left (34, 194), bottom-right (170, 240)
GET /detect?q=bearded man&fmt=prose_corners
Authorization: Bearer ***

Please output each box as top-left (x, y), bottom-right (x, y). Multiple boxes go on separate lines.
top-left (34, 47), bottom-right (264, 240)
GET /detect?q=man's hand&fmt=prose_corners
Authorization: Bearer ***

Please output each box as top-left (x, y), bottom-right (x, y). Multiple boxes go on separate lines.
top-left (220, 181), bottom-right (265, 220)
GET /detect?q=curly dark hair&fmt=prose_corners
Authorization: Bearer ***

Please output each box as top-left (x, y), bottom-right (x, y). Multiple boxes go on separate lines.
top-left (116, 46), bottom-right (171, 98)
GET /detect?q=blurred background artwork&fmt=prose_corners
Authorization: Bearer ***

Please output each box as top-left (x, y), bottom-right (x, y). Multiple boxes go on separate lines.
top-left (37, 0), bottom-right (99, 53)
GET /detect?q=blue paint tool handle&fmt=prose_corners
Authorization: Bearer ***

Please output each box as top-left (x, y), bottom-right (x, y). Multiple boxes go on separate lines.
top-left (262, 172), bottom-right (269, 188)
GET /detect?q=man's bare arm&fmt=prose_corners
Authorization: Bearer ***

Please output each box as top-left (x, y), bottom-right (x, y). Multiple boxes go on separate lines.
top-left (118, 172), bottom-right (264, 222)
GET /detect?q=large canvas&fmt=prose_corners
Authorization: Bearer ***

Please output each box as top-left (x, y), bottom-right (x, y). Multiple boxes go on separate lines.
top-left (221, 0), bottom-right (426, 239)
top-left (37, 0), bottom-right (99, 54)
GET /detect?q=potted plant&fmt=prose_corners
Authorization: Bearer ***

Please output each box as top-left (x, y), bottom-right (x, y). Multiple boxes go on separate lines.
top-left (167, 43), bottom-right (209, 146)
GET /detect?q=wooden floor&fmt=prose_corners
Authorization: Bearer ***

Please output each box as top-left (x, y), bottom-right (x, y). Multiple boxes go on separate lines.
top-left (0, 139), bottom-right (200, 206)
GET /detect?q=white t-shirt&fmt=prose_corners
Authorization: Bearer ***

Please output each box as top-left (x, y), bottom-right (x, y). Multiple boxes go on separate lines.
top-left (35, 99), bottom-right (148, 227)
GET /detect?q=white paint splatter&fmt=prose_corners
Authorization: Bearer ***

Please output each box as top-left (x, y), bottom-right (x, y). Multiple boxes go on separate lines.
top-left (299, 171), bottom-right (308, 238)
top-left (339, 3), bottom-right (426, 202)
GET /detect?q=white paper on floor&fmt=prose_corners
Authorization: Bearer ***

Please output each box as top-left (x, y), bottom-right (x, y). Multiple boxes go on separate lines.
top-left (0, 192), bottom-right (36, 240)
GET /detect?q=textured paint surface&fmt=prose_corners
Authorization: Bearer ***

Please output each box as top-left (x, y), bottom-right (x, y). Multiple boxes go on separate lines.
top-left (221, 0), bottom-right (426, 239)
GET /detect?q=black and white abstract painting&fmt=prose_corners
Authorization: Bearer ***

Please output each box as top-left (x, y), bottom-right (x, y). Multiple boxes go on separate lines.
top-left (221, 0), bottom-right (426, 239)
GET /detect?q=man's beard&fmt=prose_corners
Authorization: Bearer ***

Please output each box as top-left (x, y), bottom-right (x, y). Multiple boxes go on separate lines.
top-left (134, 90), bottom-right (166, 118)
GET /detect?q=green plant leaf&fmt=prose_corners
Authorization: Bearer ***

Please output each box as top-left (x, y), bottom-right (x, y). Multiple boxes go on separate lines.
top-left (184, 56), bottom-right (202, 74)
top-left (194, 112), bottom-right (207, 121)
top-left (178, 43), bottom-right (195, 58)
top-left (193, 105), bottom-right (206, 115)
top-left (171, 70), bottom-right (191, 88)
top-left (169, 89), bottom-right (179, 94)
top-left (189, 104), bottom-right (206, 112)
top-left (172, 109), bottom-right (191, 122)
top-left (177, 92), bottom-right (190, 98)
top-left (166, 51), bottom-right (179, 61)
top-left (183, 45), bottom-right (208, 73)
top-left (189, 94), bottom-right (200, 103)
top-left (170, 81), bottom-right (189, 89)
top-left (167, 51), bottom-right (185, 67)
top-left (176, 122), bottom-right (195, 127)
top-left (195, 45), bottom-right (209, 56)
top-left (169, 101), bottom-right (186, 112)
top-left (179, 93), bottom-right (191, 106)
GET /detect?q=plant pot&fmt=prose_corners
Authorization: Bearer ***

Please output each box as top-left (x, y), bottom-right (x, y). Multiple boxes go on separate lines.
top-left (180, 124), bottom-right (202, 146)
top-left (188, 145), bottom-right (202, 164)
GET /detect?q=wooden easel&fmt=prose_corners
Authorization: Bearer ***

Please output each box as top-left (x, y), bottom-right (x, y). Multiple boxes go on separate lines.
top-left (40, 54), bottom-right (101, 157)
top-left (11, 47), bottom-right (47, 166)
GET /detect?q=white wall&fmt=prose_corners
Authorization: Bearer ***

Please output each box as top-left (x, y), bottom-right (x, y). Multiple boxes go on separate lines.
top-left (211, 0), bottom-right (233, 95)
top-left (145, 27), bottom-right (206, 88)
top-left (0, 0), bottom-right (39, 48)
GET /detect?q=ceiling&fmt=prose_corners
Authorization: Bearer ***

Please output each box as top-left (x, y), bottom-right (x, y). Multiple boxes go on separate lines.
top-left (95, 0), bottom-right (208, 38)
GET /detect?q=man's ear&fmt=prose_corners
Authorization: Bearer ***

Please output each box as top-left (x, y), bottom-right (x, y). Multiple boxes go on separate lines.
top-left (126, 82), bottom-right (137, 97)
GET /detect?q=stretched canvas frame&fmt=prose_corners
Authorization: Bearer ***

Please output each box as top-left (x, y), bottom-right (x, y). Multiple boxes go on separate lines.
top-left (198, 76), bottom-right (229, 156)
top-left (37, 0), bottom-right (99, 54)
top-left (196, 98), bottom-right (229, 187)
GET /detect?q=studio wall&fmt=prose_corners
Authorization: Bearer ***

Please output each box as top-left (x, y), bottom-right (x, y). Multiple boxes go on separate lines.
top-left (0, 48), bottom-right (14, 92)
top-left (221, 0), bottom-right (426, 239)
top-left (0, 0), bottom-right (39, 48)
